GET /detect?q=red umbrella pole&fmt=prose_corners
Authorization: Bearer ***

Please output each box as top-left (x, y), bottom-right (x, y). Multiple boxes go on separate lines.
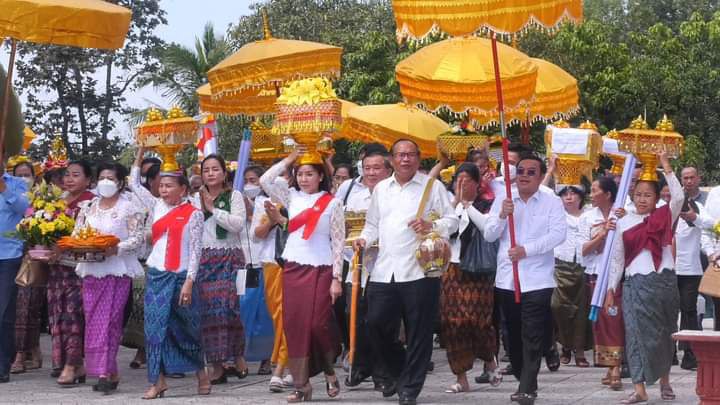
top-left (0, 37), bottom-right (17, 160)
top-left (491, 33), bottom-right (521, 303)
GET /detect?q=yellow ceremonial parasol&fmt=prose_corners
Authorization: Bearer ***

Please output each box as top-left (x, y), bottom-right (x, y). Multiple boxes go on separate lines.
top-left (396, 36), bottom-right (537, 127)
top-left (0, 0), bottom-right (132, 157)
top-left (527, 58), bottom-right (579, 122)
top-left (207, 11), bottom-right (342, 98)
top-left (340, 103), bottom-right (450, 158)
top-left (197, 83), bottom-right (276, 116)
top-left (392, 0), bottom-right (583, 41)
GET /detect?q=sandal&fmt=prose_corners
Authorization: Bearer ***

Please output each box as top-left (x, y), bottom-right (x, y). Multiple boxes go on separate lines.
top-left (511, 391), bottom-right (537, 404)
top-left (10, 361), bottom-right (25, 374)
top-left (269, 376), bottom-right (285, 393)
top-left (258, 359), bottom-right (272, 375)
top-left (326, 375), bottom-right (340, 398)
top-left (444, 382), bottom-right (469, 393)
top-left (26, 357), bottom-right (42, 370)
top-left (142, 385), bottom-right (167, 400)
top-left (487, 366), bottom-right (503, 387)
top-left (620, 392), bottom-right (648, 404)
top-left (575, 357), bottom-right (590, 368)
top-left (560, 348), bottom-right (572, 365)
top-left (610, 375), bottom-right (622, 391)
top-left (661, 385), bottom-right (676, 401)
top-left (287, 383), bottom-right (312, 403)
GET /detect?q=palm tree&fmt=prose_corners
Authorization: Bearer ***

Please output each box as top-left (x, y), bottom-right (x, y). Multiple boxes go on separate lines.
top-left (140, 22), bottom-right (230, 114)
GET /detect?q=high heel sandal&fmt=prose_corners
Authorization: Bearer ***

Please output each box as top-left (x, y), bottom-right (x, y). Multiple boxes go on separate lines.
top-left (142, 385), bottom-right (167, 400)
top-left (610, 375), bottom-right (623, 391)
top-left (287, 383), bottom-right (313, 403)
top-left (575, 357), bottom-right (590, 368)
top-left (57, 373), bottom-right (86, 387)
top-left (560, 348), bottom-right (572, 365)
top-left (661, 384), bottom-right (676, 401)
top-left (326, 375), bottom-right (340, 398)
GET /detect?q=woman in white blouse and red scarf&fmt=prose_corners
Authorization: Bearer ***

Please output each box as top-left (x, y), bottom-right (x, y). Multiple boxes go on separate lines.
top-left (260, 149), bottom-right (345, 403)
top-left (130, 148), bottom-right (210, 399)
top-left (606, 152), bottom-right (682, 404)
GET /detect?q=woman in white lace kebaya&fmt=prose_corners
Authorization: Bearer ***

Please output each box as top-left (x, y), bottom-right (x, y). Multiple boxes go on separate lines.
top-left (192, 154), bottom-right (249, 384)
top-left (130, 148), bottom-right (210, 399)
top-left (73, 163), bottom-right (145, 394)
top-left (259, 149), bottom-right (345, 403)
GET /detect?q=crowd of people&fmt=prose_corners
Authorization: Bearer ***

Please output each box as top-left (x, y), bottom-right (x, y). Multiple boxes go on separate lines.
top-left (0, 137), bottom-right (717, 405)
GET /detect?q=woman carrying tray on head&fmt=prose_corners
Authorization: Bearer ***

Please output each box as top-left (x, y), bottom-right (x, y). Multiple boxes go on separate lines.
top-left (130, 148), bottom-right (210, 399)
top-left (72, 162), bottom-right (145, 395)
top-left (259, 148), bottom-right (345, 403)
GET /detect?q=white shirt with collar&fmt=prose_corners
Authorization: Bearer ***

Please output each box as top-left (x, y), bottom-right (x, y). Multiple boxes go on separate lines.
top-left (578, 206), bottom-right (610, 275)
top-left (484, 187), bottom-right (567, 293)
top-left (608, 172), bottom-right (683, 291)
top-left (360, 171), bottom-right (458, 283)
top-left (675, 199), bottom-right (714, 276)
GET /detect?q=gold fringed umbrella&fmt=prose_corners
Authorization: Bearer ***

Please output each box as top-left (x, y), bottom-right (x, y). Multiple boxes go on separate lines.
top-left (527, 58), bottom-right (579, 122)
top-left (0, 0), bottom-right (132, 157)
top-left (207, 11), bottom-right (342, 98)
top-left (392, 0), bottom-right (583, 41)
top-left (395, 36), bottom-right (537, 127)
top-left (197, 83), bottom-right (276, 116)
top-left (340, 103), bottom-right (450, 157)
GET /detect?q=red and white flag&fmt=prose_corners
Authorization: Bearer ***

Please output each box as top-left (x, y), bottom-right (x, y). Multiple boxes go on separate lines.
top-left (197, 114), bottom-right (218, 157)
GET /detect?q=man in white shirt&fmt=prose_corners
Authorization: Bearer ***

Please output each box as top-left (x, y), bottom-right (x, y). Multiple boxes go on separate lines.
top-left (355, 139), bottom-right (458, 405)
top-left (340, 146), bottom-right (393, 388)
top-left (675, 187), bottom-right (714, 370)
top-left (484, 154), bottom-right (567, 404)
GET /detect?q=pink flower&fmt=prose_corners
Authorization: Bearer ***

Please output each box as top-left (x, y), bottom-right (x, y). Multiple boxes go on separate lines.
top-left (24, 208), bottom-right (35, 217)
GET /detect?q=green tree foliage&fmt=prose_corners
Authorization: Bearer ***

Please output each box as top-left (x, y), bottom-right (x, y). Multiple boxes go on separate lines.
top-left (13, 0), bottom-right (166, 162)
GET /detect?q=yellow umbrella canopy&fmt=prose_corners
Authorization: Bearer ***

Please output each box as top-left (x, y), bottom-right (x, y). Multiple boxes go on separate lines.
top-left (341, 103), bottom-right (450, 157)
top-left (527, 58), bottom-right (579, 122)
top-left (392, 0), bottom-right (583, 41)
top-left (207, 12), bottom-right (342, 98)
top-left (396, 36), bottom-right (537, 127)
top-left (0, 0), bottom-right (132, 50)
top-left (197, 83), bottom-right (276, 116)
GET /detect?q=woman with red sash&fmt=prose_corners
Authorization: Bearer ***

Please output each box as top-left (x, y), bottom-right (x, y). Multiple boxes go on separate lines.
top-left (130, 148), bottom-right (210, 399)
top-left (48, 161), bottom-right (95, 386)
top-left (259, 149), bottom-right (344, 403)
top-left (606, 152), bottom-right (682, 404)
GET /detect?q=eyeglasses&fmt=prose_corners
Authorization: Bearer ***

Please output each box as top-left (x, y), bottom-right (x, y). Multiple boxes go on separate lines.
top-left (516, 167), bottom-right (538, 177)
top-left (393, 152), bottom-right (419, 160)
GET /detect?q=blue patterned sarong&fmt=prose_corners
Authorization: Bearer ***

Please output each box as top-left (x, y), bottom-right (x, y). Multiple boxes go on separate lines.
top-left (145, 268), bottom-right (204, 383)
top-left (239, 269), bottom-right (275, 362)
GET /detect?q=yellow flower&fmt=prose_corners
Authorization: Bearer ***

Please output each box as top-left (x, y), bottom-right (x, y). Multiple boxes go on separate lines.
top-left (33, 199), bottom-right (45, 209)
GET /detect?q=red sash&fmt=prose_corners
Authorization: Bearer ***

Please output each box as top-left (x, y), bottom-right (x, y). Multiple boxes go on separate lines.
top-left (623, 204), bottom-right (673, 270)
top-left (152, 202), bottom-right (197, 271)
top-left (287, 193), bottom-right (334, 240)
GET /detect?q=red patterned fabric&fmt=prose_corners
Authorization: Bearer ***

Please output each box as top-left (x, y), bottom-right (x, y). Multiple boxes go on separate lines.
top-left (152, 203), bottom-right (197, 271)
top-left (623, 205), bottom-right (673, 270)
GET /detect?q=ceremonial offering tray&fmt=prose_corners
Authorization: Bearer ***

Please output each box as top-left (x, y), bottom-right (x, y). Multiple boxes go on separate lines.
top-left (57, 226), bottom-right (120, 263)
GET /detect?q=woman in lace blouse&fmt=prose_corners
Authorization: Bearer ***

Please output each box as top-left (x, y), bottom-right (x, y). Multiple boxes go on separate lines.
top-left (130, 148), bottom-right (210, 399)
top-left (193, 154), bottom-right (249, 383)
top-left (73, 162), bottom-right (144, 394)
top-left (259, 149), bottom-right (344, 403)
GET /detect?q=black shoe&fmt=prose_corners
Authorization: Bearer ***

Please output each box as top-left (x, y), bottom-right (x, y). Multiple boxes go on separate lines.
top-left (620, 364), bottom-right (630, 379)
top-left (672, 354), bottom-right (679, 366)
top-left (92, 378), bottom-right (118, 395)
top-left (545, 348), bottom-right (560, 372)
top-left (257, 359), bottom-right (272, 375)
top-left (50, 368), bottom-right (62, 378)
top-left (344, 371), bottom-right (369, 387)
top-left (399, 393), bottom-right (417, 405)
top-left (426, 361), bottom-right (434, 373)
top-left (168, 373), bottom-right (185, 378)
top-left (475, 371), bottom-right (490, 384)
top-left (0, 375), bottom-right (9, 383)
top-left (500, 354), bottom-right (510, 362)
top-left (380, 381), bottom-right (397, 398)
top-left (681, 351), bottom-right (698, 370)
top-left (511, 391), bottom-right (537, 404)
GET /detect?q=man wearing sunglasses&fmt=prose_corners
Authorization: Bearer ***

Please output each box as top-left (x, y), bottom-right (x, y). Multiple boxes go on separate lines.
top-left (484, 154), bottom-right (567, 405)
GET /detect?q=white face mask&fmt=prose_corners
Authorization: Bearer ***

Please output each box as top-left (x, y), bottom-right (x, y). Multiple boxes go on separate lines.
top-left (356, 160), bottom-right (364, 178)
top-left (97, 179), bottom-right (119, 198)
top-left (243, 184), bottom-right (262, 199)
top-left (22, 177), bottom-right (34, 189)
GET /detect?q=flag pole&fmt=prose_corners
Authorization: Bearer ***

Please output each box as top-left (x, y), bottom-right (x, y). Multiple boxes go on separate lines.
top-left (491, 33), bottom-right (521, 303)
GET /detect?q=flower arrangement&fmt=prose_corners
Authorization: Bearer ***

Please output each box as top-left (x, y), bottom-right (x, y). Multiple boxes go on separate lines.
top-left (15, 182), bottom-right (75, 248)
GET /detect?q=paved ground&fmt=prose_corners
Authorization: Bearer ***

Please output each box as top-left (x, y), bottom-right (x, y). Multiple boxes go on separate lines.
top-left (0, 333), bottom-right (700, 405)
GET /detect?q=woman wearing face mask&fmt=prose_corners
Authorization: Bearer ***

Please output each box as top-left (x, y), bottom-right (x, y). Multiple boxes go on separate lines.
top-left (10, 161), bottom-right (45, 375)
top-left (240, 166), bottom-right (274, 376)
top-left (607, 152), bottom-right (682, 404)
top-left (192, 154), bottom-right (249, 384)
top-left (72, 162), bottom-right (145, 394)
top-left (47, 161), bottom-right (95, 386)
top-left (130, 148), bottom-right (210, 399)
top-left (260, 149), bottom-right (344, 403)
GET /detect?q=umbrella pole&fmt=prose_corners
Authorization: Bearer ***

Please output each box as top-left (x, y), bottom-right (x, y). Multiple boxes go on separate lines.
top-left (491, 33), bottom-right (521, 303)
top-left (348, 247), bottom-right (363, 378)
top-left (0, 37), bottom-right (17, 160)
